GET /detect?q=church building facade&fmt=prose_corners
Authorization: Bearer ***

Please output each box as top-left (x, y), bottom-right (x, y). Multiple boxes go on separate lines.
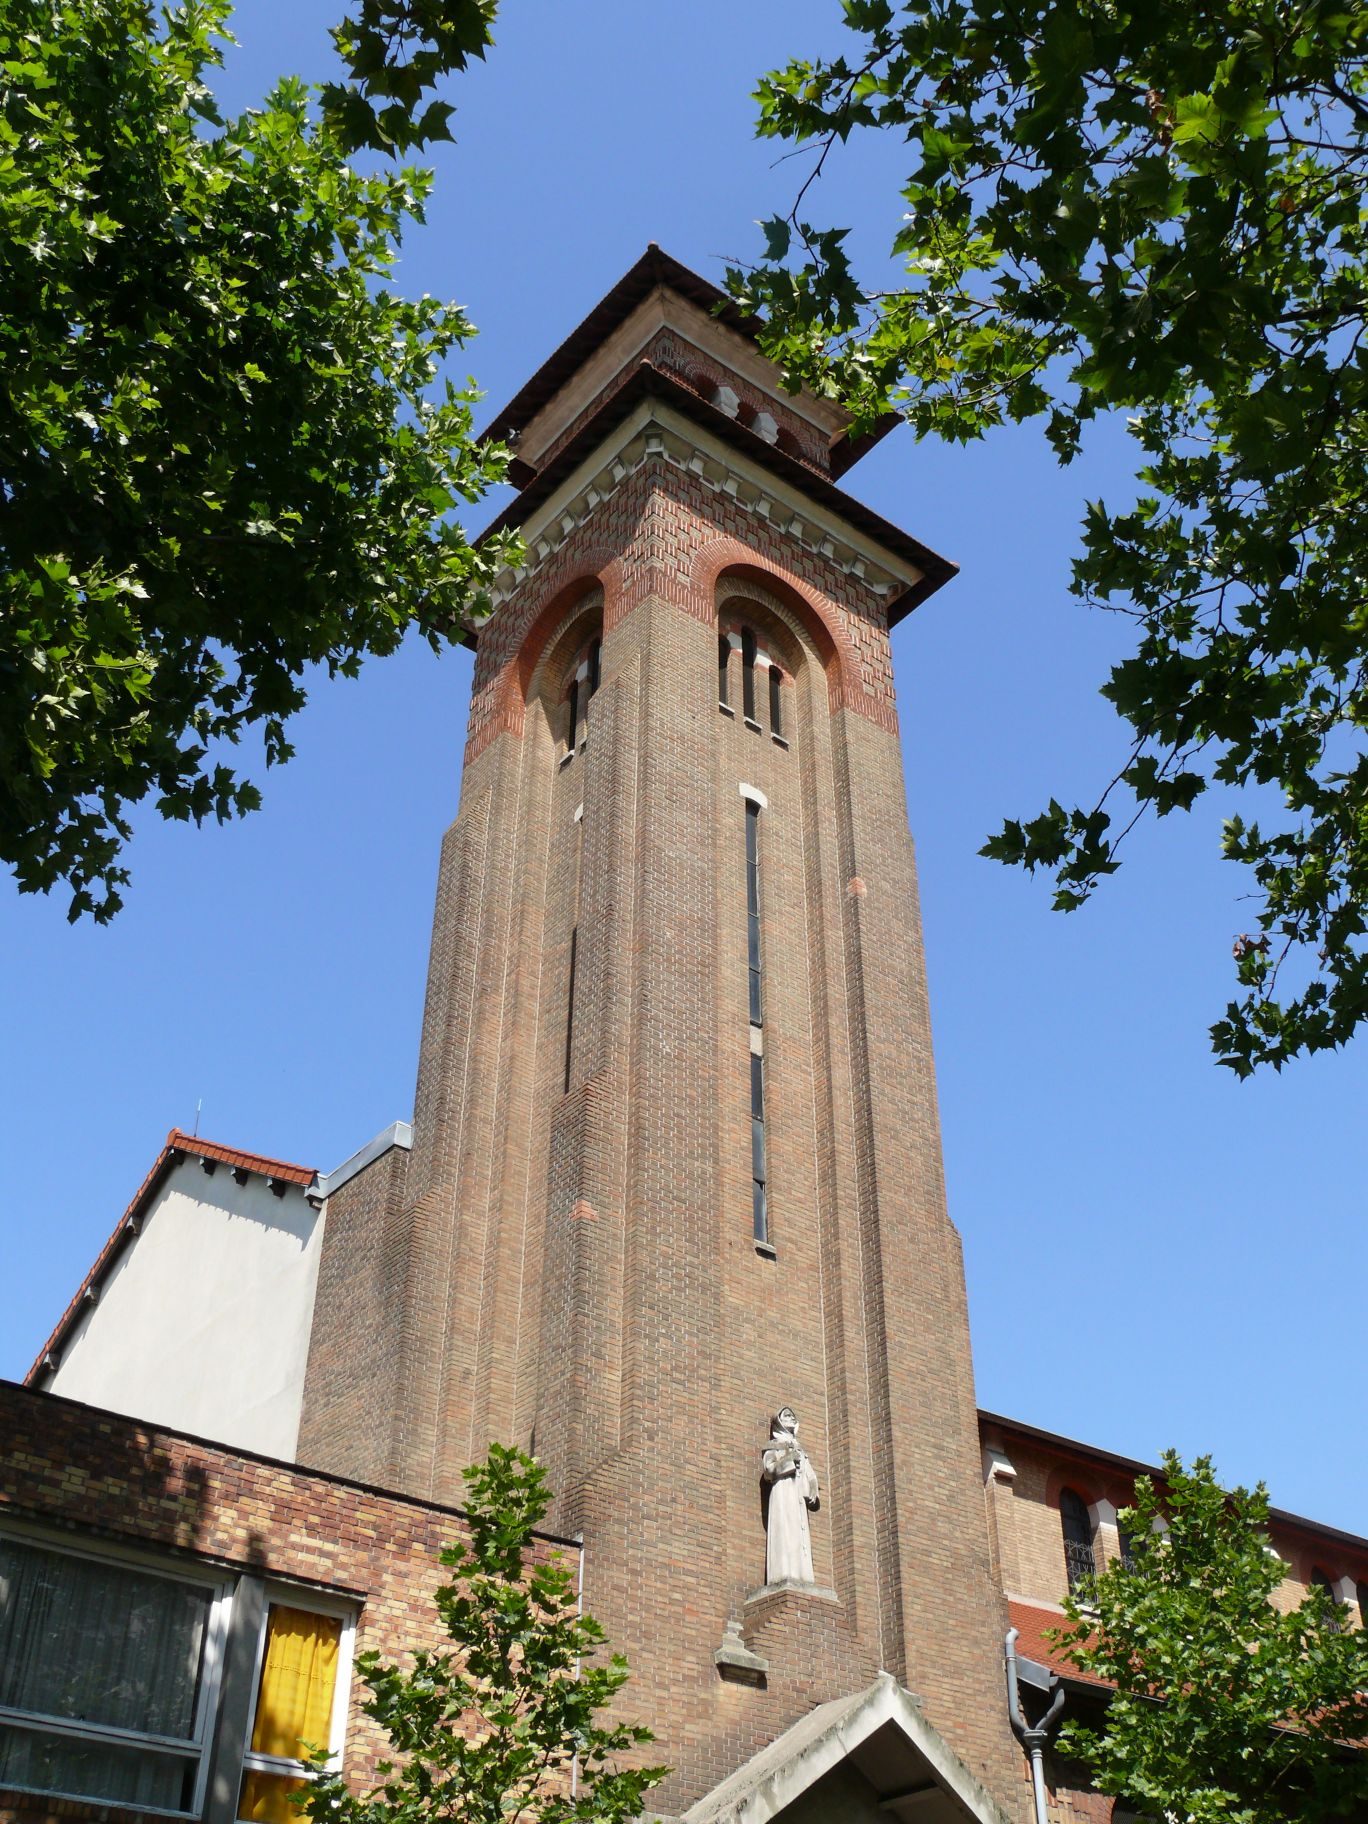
top-left (7, 250), bottom-right (1366, 1824)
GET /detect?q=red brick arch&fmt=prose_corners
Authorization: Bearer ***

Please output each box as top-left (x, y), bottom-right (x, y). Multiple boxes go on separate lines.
top-left (1044, 1465), bottom-right (1106, 1514)
top-left (465, 552), bottom-right (623, 766)
top-left (688, 536), bottom-right (864, 712)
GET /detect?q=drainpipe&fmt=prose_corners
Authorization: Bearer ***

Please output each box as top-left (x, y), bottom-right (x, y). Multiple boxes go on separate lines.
top-left (571, 1534), bottom-right (585, 1798)
top-left (1005, 1627), bottom-right (1065, 1824)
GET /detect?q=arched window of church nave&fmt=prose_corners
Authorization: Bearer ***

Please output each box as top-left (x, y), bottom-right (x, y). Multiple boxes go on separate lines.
top-left (1060, 1487), bottom-right (1098, 1593)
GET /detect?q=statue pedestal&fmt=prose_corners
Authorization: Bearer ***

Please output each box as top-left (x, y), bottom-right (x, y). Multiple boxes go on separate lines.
top-left (747, 1579), bottom-right (839, 1605)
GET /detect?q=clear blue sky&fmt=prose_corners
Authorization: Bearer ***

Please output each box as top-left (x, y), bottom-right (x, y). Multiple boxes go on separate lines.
top-left (4, 0), bottom-right (1363, 1535)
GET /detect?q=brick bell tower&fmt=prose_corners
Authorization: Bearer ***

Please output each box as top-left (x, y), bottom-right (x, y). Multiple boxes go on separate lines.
top-left (300, 249), bottom-right (1019, 1819)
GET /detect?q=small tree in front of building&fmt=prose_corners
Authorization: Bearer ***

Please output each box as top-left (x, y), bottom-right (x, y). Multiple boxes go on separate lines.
top-left (300, 1444), bottom-right (666, 1824)
top-left (1053, 1451), bottom-right (1368, 1823)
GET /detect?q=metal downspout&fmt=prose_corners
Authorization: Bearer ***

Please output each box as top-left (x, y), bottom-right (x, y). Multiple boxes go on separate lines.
top-left (1005, 1626), bottom-right (1066, 1824)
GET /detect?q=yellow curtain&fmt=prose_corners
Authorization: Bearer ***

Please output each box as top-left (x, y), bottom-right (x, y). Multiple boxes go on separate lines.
top-left (238, 1771), bottom-right (305, 1824)
top-left (250, 1606), bottom-right (341, 1759)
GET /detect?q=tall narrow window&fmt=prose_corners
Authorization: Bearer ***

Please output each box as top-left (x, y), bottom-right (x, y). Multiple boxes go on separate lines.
top-left (750, 1051), bottom-right (768, 1245)
top-left (561, 635), bottom-right (601, 763)
top-left (741, 626), bottom-right (757, 725)
top-left (769, 665), bottom-right (783, 740)
top-left (563, 930), bottom-right (578, 1093)
top-left (1060, 1489), bottom-right (1097, 1593)
top-left (564, 814), bottom-right (583, 1093)
top-left (718, 634), bottom-right (731, 710)
top-left (744, 798), bottom-right (770, 1248)
top-left (745, 801), bottom-right (762, 1028)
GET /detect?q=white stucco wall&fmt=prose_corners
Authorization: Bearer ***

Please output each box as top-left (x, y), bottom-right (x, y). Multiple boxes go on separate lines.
top-left (48, 1159), bottom-right (323, 1460)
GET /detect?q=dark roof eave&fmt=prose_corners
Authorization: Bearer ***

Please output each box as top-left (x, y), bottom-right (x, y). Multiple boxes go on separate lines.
top-left (470, 361), bottom-right (956, 647)
top-left (481, 246), bottom-right (758, 450)
top-left (981, 1409), bottom-right (1368, 1554)
top-left (480, 244), bottom-right (898, 477)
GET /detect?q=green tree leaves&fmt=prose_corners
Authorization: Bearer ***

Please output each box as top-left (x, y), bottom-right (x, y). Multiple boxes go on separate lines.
top-left (321, 0), bottom-right (498, 155)
top-left (1053, 1453), bottom-right (1368, 1823)
top-left (300, 1446), bottom-right (666, 1824)
top-left (730, 0), bottom-right (1368, 1072)
top-left (0, 0), bottom-right (516, 919)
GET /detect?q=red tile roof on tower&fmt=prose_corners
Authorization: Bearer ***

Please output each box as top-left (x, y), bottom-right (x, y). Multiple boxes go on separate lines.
top-left (25, 1129), bottom-right (316, 1386)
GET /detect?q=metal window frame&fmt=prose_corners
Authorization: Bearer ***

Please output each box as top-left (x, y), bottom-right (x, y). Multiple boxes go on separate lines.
top-left (234, 1585), bottom-right (357, 1824)
top-left (0, 1522), bottom-right (233, 1820)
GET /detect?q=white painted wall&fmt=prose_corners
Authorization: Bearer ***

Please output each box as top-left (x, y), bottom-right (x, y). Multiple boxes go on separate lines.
top-left (48, 1160), bottom-right (323, 1461)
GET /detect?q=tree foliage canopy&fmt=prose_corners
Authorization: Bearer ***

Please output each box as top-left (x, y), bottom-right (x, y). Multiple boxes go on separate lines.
top-left (730, 0), bottom-right (1368, 1073)
top-left (1, 0), bottom-right (513, 920)
top-left (300, 1445), bottom-right (666, 1824)
top-left (1053, 1451), bottom-right (1368, 1823)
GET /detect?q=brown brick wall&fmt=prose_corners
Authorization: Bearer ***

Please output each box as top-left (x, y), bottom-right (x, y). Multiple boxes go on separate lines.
top-left (297, 1145), bottom-right (410, 1483)
top-left (0, 1381), bottom-right (575, 1824)
top-left (979, 1421), bottom-right (1368, 1620)
top-left (301, 447), bottom-right (1024, 1817)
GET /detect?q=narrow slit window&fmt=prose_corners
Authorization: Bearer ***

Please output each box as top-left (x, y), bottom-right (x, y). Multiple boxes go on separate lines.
top-left (565, 678), bottom-right (579, 758)
top-left (563, 928), bottom-right (578, 1093)
top-left (741, 627), bottom-right (757, 724)
top-left (744, 798), bottom-right (769, 1248)
top-left (769, 666), bottom-right (783, 739)
top-left (751, 1052), bottom-right (768, 1246)
top-left (718, 634), bottom-right (731, 709)
top-left (586, 637), bottom-right (601, 699)
top-left (564, 815), bottom-right (583, 1093)
top-left (745, 802), bottom-right (762, 1028)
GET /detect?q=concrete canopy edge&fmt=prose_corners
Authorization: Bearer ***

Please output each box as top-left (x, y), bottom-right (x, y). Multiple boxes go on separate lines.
top-left (677, 1674), bottom-right (1013, 1824)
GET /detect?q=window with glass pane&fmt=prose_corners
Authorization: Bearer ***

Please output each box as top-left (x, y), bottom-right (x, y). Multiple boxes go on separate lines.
top-left (1310, 1567), bottom-right (1343, 1631)
top-left (745, 803), bottom-right (762, 1027)
top-left (741, 626), bottom-right (758, 723)
top-left (750, 1052), bottom-right (769, 1245)
top-left (1118, 1522), bottom-right (1140, 1571)
top-left (238, 1604), bottom-right (343, 1824)
top-left (0, 1536), bottom-right (217, 1816)
top-left (1059, 1489), bottom-right (1097, 1593)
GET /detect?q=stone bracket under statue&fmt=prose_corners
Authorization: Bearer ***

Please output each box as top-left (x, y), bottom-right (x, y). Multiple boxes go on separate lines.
top-left (716, 1408), bottom-right (844, 1686)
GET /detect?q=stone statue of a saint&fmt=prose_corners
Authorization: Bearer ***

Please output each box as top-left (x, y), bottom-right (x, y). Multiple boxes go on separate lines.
top-left (761, 1406), bottom-right (820, 1585)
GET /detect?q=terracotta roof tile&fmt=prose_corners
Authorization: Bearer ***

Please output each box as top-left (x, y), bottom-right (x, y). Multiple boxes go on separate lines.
top-left (1009, 1598), bottom-right (1110, 1689)
top-left (165, 1129), bottom-right (315, 1186)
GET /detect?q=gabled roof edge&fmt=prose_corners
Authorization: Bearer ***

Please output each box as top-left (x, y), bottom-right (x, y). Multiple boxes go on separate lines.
top-left (680, 1672), bottom-right (1011, 1824)
top-left (480, 244), bottom-right (898, 479)
top-left (26, 1130), bottom-right (317, 1386)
